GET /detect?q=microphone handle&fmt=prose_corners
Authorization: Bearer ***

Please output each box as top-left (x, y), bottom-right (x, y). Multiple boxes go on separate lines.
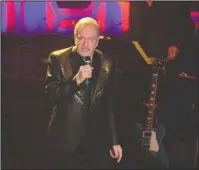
top-left (84, 61), bottom-right (91, 85)
top-left (85, 79), bottom-right (90, 85)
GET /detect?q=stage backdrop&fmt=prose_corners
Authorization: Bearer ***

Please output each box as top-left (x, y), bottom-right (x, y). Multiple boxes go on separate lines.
top-left (1, 1), bottom-right (130, 35)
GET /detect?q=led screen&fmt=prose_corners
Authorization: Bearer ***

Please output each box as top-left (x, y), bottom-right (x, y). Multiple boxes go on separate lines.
top-left (1, 1), bottom-right (130, 35)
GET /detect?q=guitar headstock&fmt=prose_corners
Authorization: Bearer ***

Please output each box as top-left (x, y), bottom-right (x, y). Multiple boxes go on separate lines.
top-left (153, 56), bottom-right (166, 74)
top-left (157, 56), bottom-right (166, 68)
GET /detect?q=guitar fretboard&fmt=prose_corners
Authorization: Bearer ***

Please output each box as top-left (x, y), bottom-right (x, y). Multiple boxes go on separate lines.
top-left (145, 70), bottom-right (159, 131)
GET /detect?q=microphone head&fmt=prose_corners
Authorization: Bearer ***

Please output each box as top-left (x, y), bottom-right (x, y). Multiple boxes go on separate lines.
top-left (84, 56), bottom-right (91, 65)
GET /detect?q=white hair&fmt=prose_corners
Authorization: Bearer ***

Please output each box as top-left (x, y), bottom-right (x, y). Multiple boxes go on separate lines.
top-left (74, 17), bottom-right (100, 39)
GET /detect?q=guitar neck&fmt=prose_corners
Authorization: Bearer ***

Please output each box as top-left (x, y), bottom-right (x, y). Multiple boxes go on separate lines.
top-left (145, 69), bottom-right (159, 130)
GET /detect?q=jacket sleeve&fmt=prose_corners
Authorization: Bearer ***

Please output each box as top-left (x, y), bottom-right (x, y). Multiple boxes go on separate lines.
top-left (107, 57), bottom-right (119, 146)
top-left (45, 53), bottom-right (78, 104)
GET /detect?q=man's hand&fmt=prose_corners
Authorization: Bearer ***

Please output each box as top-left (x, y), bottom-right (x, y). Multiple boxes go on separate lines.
top-left (74, 65), bottom-right (93, 85)
top-left (168, 45), bottom-right (179, 60)
top-left (178, 72), bottom-right (196, 80)
top-left (109, 145), bottom-right (122, 163)
top-left (178, 72), bottom-right (188, 78)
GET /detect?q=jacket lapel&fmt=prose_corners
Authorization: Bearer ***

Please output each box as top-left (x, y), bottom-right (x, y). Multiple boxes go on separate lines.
top-left (91, 55), bottom-right (112, 104)
top-left (59, 47), bottom-right (85, 103)
top-left (58, 48), bottom-right (72, 82)
top-left (59, 46), bottom-right (81, 82)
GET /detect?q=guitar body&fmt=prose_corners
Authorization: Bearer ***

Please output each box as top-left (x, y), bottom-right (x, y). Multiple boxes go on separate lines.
top-left (135, 123), bottom-right (170, 168)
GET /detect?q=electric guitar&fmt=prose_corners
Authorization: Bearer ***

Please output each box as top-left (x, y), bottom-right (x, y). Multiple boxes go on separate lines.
top-left (135, 57), bottom-right (170, 168)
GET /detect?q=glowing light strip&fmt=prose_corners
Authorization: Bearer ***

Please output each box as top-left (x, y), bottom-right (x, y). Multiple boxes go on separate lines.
top-left (132, 41), bottom-right (153, 64)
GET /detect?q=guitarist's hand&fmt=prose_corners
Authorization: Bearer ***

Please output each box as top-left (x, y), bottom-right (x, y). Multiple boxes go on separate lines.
top-left (149, 131), bottom-right (159, 152)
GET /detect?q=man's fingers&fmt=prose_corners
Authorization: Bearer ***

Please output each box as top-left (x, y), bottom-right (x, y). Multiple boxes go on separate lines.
top-left (80, 66), bottom-right (93, 78)
top-left (109, 149), bottom-right (117, 158)
top-left (114, 149), bottom-right (119, 158)
top-left (80, 65), bottom-right (93, 71)
top-left (117, 148), bottom-right (122, 163)
top-left (117, 154), bottom-right (122, 163)
top-left (82, 72), bottom-right (92, 78)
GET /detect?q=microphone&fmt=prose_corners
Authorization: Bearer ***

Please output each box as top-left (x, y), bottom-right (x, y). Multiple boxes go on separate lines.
top-left (83, 56), bottom-right (91, 85)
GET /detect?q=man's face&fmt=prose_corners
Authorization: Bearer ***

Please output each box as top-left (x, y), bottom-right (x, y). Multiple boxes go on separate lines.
top-left (75, 24), bottom-right (99, 57)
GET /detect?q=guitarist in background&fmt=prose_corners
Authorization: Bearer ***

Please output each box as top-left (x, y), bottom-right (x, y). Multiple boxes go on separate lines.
top-left (119, 1), bottom-right (196, 169)
top-left (156, 43), bottom-right (198, 168)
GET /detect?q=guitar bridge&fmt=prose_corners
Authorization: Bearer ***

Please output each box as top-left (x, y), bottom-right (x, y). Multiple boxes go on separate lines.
top-left (142, 131), bottom-right (152, 138)
top-left (142, 131), bottom-right (152, 148)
